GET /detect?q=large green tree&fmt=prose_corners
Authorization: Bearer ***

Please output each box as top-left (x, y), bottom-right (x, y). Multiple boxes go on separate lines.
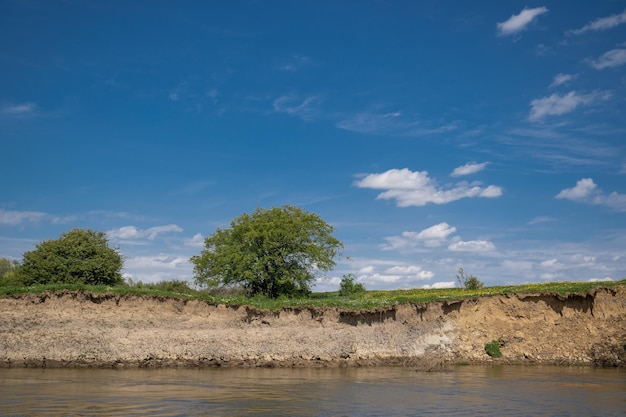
top-left (16, 228), bottom-right (124, 286)
top-left (191, 205), bottom-right (343, 298)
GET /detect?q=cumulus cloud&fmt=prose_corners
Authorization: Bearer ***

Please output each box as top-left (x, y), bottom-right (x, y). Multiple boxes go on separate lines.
top-left (569, 8), bottom-right (626, 35)
top-left (528, 91), bottom-right (611, 121)
top-left (450, 162), bottom-right (489, 177)
top-left (123, 254), bottom-right (192, 283)
top-left (549, 73), bottom-right (576, 88)
top-left (556, 178), bottom-right (598, 200)
top-left (356, 263), bottom-right (435, 287)
top-left (422, 281), bottom-right (455, 289)
top-left (0, 209), bottom-right (47, 225)
top-left (448, 240), bottom-right (496, 252)
top-left (497, 6), bottom-right (549, 36)
top-left (354, 168), bottom-right (502, 207)
top-left (185, 233), bottom-right (205, 248)
top-left (589, 48), bottom-right (626, 69)
top-left (556, 178), bottom-right (626, 211)
top-left (385, 223), bottom-right (457, 250)
top-left (107, 224), bottom-right (184, 241)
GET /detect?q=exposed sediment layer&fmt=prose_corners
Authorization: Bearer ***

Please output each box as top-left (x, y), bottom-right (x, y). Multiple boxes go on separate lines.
top-left (1, 286), bottom-right (625, 368)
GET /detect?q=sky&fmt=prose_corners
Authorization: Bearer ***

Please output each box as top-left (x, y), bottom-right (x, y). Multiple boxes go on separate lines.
top-left (1, 1), bottom-right (626, 291)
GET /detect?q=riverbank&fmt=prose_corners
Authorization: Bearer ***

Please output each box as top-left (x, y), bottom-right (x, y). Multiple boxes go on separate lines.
top-left (1, 286), bottom-right (625, 368)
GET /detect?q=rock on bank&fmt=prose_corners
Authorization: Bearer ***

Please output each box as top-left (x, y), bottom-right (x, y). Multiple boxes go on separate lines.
top-left (1, 286), bottom-right (625, 368)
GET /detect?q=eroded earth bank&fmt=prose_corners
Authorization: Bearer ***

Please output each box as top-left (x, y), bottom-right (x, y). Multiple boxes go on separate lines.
top-left (1, 286), bottom-right (625, 368)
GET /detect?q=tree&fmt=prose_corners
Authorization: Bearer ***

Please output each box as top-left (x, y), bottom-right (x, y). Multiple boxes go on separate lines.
top-left (338, 273), bottom-right (366, 296)
top-left (191, 205), bottom-right (343, 298)
top-left (456, 267), bottom-right (484, 290)
top-left (16, 228), bottom-right (124, 286)
top-left (0, 258), bottom-right (20, 286)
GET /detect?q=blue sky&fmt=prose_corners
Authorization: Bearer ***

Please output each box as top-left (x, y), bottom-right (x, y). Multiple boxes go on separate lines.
top-left (2, 1), bottom-right (625, 290)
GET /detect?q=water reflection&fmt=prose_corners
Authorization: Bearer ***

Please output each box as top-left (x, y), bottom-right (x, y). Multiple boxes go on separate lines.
top-left (1, 366), bottom-right (624, 416)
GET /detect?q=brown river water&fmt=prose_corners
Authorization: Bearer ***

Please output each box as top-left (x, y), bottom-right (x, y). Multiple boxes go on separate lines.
top-left (0, 366), bottom-right (624, 416)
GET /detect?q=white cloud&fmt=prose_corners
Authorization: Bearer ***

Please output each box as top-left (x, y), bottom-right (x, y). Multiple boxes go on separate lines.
top-left (357, 262), bottom-right (435, 287)
top-left (528, 216), bottom-right (557, 225)
top-left (497, 6), bottom-right (549, 36)
top-left (589, 277), bottom-right (614, 282)
top-left (336, 111), bottom-right (456, 137)
top-left (107, 224), bottom-right (184, 241)
top-left (390, 222), bottom-right (457, 249)
top-left (0, 209), bottom-right (47, 225)
top-left (450, 162), bottom-right (489, 177)
top-left (549, 73), bottom-right (576, 88)
top-left (185, 233), bottom-right (205, 248)
top-left (273, 95), bottom-right (319, 120)
top-left (422, 281), bottom-right (455, 289)
top-left (0, 102), bottom-right (37, 116)
top-left (123, 254), bottom-right (192, 283)
top-left (556, 178), bottom-right (626, 211)
top-left (354, 168), bottom-right (502, 207)
top-left (569, 9), bottom-right (626, 35)
top-left (556, 178), bottom-right (598, 200)
top-left (529, 91), bottom-right (611, 121)
top-left (278, 54), bottom-right (311, 72)
top-left (589, 48), bottom-right (626, 70)
top-left (448, 240), bottom-right (496, 252)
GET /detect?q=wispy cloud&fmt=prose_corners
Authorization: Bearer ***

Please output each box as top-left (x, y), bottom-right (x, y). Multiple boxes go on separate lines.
top-left (588, 48), bottom-right (626, 70)
top-left (336, 111), bottom-right (456, 137)
top-left (529, 91), bottom-right (611, 121)
top-left (0, 209), bottom-right (47, 225)
top-left (107, 224), bottom-right (184, 241)
top-left (568, 8), bottom-right (626, 35)
top-left (556, 178), bottom-right (626, 211)
top-left (278, 55), bottom-right (311, 72)
top-left (528, 216), bottom-right (557, 225)
top-left (0, 102), bottom-right (37, 116)
top-left (549, 73), bottom-right (576, 88)
top-left (450, 162), bottom-right (489, 177)
top-left (497, 6), bottom-right (549, 37)
top-left (354, 168), bottom-right (502, 207)
top-left (272, 95), bottom-right (320, 121)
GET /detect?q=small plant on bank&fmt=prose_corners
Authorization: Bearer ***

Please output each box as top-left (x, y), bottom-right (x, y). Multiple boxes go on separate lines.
top-left (339, 274), bottom-right (366, 296)
top-left (456, 267), bottom-right (484, 290)
top-left (485, 339), bottom-right (503, 358)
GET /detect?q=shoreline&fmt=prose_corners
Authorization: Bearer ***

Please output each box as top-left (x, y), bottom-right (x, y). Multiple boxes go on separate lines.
top-left (1, 287), bottom-right (625, 369)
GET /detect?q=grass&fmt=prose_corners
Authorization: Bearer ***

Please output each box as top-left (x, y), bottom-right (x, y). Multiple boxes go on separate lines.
top-left (0, 279), bottom-right (624, 311)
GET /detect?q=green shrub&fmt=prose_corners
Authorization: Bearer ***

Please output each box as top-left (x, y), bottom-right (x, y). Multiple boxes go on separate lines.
top-left (485, 339), bottom-right (503, 358)
top-left (456, 267), bottom-right (484, 290)
top-left (339, 274), bottom-right (366, 296)
top-left (16, 229), bottom-right (123, 286)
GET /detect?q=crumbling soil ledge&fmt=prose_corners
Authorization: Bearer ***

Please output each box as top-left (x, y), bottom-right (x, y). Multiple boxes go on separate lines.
top-left (1, 286), bottom-right (625, 368)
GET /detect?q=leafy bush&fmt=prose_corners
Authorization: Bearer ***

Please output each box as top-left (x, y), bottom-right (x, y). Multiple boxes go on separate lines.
top-left (339, 274), bottom-right (366, 296)
top-left (485, 339), bottom-right (503, 358)
top-left (126, 278), bottom-right (196, 295)
top-left (15, 228), bottom-right (124, 286)
top-left (456, 267), bottom-right (484, 290)
top-left (0, 258), bottom-right (21, 286)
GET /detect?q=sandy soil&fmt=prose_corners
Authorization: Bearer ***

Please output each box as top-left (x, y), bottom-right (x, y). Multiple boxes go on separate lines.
top-left (1, 286), bottom-right (625, 368)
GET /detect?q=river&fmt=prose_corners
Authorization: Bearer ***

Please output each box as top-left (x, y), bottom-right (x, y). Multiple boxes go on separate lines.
top-left (0, 366), bottom-right (624, 416)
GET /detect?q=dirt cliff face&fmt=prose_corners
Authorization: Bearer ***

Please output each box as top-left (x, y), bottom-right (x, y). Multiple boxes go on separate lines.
top-left (1, 286), bottom-right (624, 368)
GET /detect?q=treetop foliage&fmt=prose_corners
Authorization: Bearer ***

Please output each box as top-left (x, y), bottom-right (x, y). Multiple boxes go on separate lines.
top-left (16, 228), bottom-right (124, 286)
top-left (191, 205), bottom-right (343, 298)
